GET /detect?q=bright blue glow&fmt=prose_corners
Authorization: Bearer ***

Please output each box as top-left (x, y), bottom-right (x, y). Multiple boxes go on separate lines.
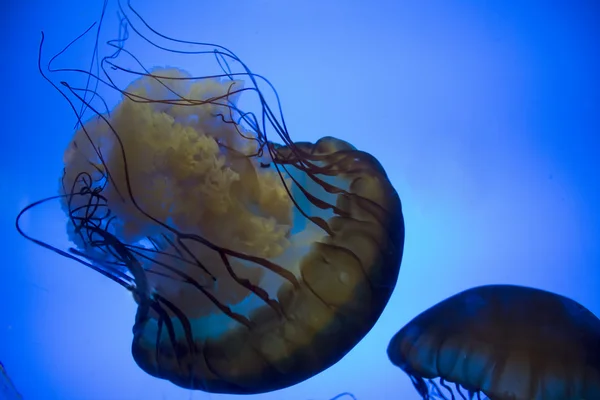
top-left (1, 1), bottom-right (599, 399)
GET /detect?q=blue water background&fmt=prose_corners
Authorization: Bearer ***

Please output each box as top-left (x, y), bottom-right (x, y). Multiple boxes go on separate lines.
top-left (1, 1), bottom-right (599, 399)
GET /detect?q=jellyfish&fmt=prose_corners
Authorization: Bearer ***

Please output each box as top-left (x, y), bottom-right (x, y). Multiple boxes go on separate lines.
top-left (387, 284), bottom-right (600, 400)
top-left (16, 0), bottom-right (404, 395)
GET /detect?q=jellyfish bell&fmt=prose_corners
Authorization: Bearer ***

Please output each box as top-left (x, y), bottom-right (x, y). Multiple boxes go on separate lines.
top-left (387, 284), bottom-right (600, 400)
top-left (17, 3), bottom-right (405, 395)
top-left (117, 71), bottom-right (403, 394)
top-left (68, 70), bottom-right (403, 393)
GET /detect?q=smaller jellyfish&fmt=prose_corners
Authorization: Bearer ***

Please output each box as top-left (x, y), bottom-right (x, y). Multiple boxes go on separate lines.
top-left (387, 285), bottom-right (600, 400)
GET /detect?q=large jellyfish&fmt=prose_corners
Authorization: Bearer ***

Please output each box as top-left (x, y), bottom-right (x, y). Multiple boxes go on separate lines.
top-left (16, 1), bottom-right (404, 395)
top-left (387, 284), bottom-right (600, 400)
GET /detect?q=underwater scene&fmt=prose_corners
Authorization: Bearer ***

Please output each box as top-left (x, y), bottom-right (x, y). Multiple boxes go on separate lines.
top-left (1, 0), bottom-right (600, 399)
